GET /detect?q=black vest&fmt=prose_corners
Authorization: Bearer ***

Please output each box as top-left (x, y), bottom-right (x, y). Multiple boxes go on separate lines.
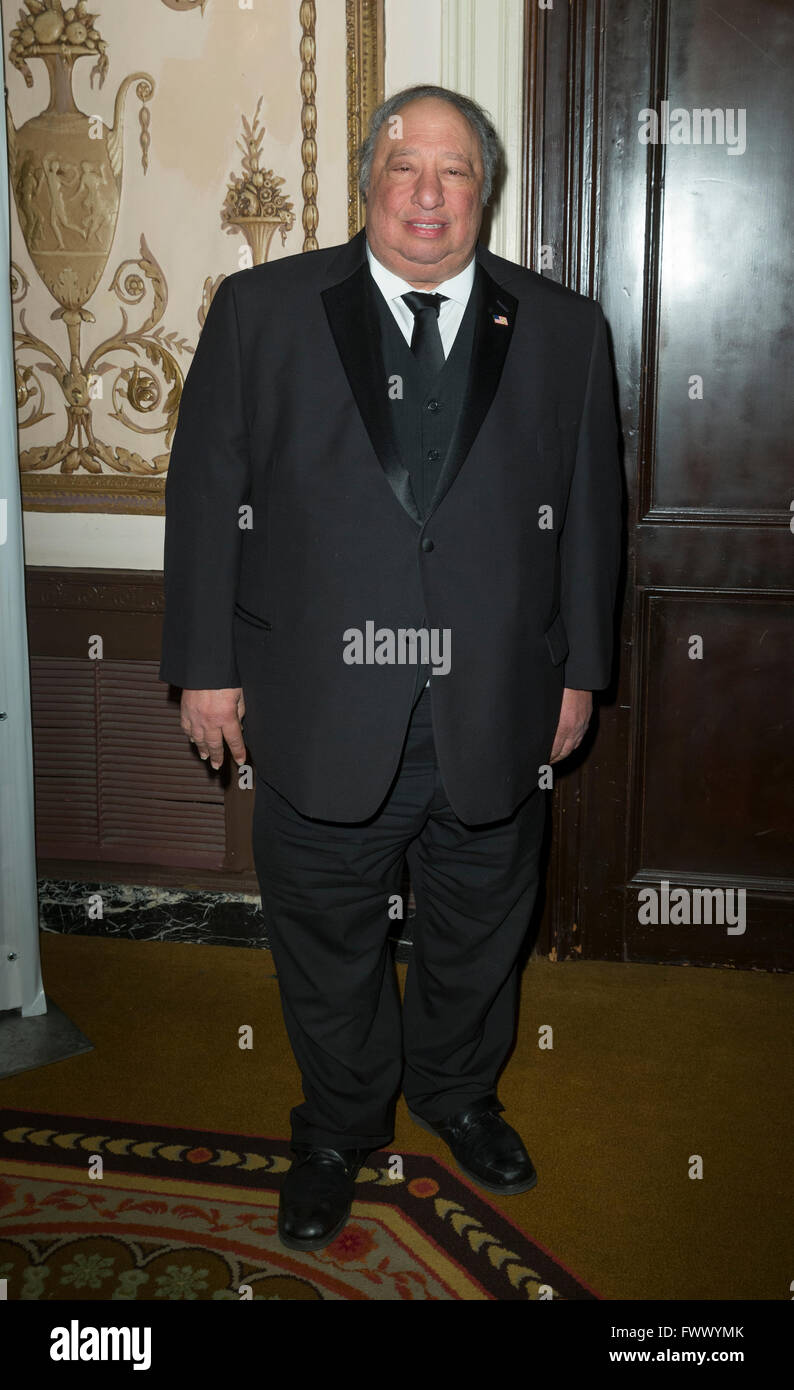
top-left (369, 269), bottom-right (479, 698)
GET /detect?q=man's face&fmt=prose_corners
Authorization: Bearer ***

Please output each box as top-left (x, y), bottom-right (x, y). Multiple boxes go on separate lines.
top-left (364, 98), bottom-right (485, 288)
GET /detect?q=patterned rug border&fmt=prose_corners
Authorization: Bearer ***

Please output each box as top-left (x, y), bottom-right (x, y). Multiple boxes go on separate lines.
top-left (0, 1107), bottom-right (601, 1300)
top-left (0, 1160), bottom-right (488, 1301)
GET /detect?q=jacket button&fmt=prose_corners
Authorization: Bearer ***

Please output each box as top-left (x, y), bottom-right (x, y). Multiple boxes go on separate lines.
top-left (421, 537), bottom-right (434, 552)
top-left (426, 399), bottom-right (439, 412)
top-left (427, 448), bottom-right (440, 461)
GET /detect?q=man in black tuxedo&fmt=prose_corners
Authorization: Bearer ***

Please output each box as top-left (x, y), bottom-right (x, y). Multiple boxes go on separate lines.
top-left (160, 85), bottom-right (621, 1251)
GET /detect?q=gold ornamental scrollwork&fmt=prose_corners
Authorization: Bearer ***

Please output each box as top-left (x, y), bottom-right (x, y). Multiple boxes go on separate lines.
top-left (13, 233), bottom-right (185, 480)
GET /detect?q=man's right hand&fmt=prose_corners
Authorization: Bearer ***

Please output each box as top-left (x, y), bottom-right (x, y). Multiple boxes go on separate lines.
top-left (180, 688), bottom-right (247, 770)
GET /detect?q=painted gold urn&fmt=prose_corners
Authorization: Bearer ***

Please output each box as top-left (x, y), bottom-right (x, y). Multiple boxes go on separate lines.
top-left (5, 1), bottom-right (169, 487)
top-left (6, 1), bottom-right (154, 312)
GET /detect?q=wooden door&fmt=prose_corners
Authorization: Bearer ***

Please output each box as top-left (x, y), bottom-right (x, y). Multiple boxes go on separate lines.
top-left (525, 0), bottom-right (793, 968)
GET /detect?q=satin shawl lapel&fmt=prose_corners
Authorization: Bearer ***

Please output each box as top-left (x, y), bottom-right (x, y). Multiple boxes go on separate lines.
top-left (321, 234), bottom-right (421, 524)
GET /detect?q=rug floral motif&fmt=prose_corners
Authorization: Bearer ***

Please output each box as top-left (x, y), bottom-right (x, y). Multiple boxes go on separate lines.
top-left (0, 1109), bottom-right (600, 1302)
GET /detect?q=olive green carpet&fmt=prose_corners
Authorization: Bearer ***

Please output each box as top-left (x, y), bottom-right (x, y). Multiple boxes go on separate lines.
top-left (1, 932), bottom-right (790, 1300)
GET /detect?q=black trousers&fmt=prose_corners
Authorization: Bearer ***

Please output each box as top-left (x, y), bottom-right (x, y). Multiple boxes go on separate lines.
top-left (252, 683), bottom-right (547, 1151)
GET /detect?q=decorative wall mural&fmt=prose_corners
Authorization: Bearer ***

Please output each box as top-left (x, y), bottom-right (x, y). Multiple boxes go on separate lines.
top-left (3, 0), bottom-right (384, 514)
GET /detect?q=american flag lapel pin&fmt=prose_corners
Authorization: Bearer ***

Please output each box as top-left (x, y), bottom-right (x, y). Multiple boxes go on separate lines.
top-left (493, 313), bottom-right (509, 326)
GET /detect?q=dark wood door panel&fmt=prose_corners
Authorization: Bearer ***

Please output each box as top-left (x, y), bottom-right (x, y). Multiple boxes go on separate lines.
top-left (637, 526), bottom-right (792, 589)
top-left (624, 882), bottom-right (790, 968)
top-left (651, 1), bottom-right (794, 515)
top-left (633, 592), bottom-right (792, 881)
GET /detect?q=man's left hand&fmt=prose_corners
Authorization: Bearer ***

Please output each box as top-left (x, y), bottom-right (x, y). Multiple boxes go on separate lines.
top-left (549, 688), bottom-right (593, 763)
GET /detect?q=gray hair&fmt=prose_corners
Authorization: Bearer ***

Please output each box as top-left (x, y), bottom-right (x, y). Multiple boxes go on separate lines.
top-left (357, 85), bottom-right (502, 206)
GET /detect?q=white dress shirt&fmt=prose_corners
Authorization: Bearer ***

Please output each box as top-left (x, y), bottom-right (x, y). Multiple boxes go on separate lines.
top-left (365, 239), bottom-right (476, 358)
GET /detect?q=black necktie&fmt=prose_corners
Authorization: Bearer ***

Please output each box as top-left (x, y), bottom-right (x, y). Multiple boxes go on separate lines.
top-left (401, 291), bottom-right (448, 376)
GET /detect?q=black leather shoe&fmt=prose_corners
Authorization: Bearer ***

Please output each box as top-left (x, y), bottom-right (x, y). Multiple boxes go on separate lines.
top-left (407, 1097), bottom-right (537, 1195)
top-left (277, 1145), bottom-right (371, 1251)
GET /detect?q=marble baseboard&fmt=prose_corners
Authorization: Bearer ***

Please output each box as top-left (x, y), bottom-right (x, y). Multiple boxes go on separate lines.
top-left (37, 879), bottom-right (267, 949)
top-left (37, 879), bottom-right (414, 960)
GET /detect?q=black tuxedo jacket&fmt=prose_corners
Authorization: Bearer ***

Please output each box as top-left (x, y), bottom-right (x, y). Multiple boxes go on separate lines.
top-left (160, 227), bottom-right (622, 823)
